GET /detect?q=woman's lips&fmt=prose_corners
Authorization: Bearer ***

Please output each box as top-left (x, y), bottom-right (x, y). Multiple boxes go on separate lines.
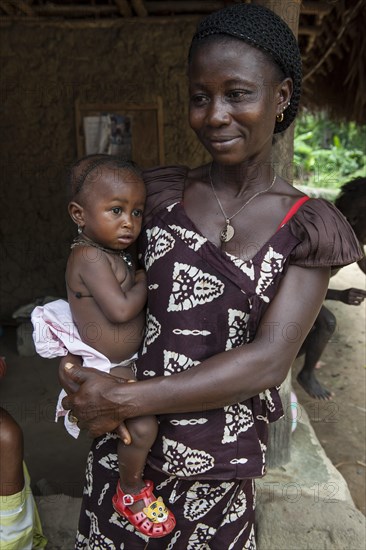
top-left (207, 136), bottom-right (241, 150)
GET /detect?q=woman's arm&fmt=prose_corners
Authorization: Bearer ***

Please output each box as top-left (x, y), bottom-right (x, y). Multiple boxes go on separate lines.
top-left (62, 265), bottom-right (330, 437)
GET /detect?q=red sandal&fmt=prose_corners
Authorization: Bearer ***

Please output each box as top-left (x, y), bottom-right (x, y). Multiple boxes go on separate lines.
top-left (112, 479), bottom-right (176, 538)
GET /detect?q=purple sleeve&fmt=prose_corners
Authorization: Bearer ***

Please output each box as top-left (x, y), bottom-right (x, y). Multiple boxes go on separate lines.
top-left (288, 198), bottom-right (363, 268)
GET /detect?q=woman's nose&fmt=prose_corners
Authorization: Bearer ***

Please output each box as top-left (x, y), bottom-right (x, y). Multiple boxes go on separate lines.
top-left (206, 97), bottom-right (230, 126)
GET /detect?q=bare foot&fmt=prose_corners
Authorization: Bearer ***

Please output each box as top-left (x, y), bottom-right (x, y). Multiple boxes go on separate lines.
top-left (297, 370), bottom-right (334, 400)
top-left (315, 360), bottom-right (326, 370)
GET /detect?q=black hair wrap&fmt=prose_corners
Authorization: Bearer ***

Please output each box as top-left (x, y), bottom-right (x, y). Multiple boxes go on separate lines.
top-left (190, 3), bottom-right (302, 133)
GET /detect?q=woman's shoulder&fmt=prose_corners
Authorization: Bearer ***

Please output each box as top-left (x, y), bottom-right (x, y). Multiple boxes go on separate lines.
top-left (288, 197), bottom-right (363, 268)
top-left (142, 165), bottom-right (189, 225)
top-left (143, 165), bottom-right (189, 195)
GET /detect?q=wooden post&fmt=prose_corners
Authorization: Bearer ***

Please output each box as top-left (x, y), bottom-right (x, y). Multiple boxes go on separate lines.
top-left (255, 0), bottom-right (301, 468)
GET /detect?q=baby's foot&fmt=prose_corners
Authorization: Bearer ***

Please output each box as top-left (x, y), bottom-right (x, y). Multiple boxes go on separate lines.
top-left (112, 480), bottom-right (176, 538)
top-left (117, 481), bottom-right (145, 515)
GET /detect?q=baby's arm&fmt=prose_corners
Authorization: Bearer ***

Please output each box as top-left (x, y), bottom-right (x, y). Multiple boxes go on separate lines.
top-left (326, 287), bottom-right (366, 304)
top-left (74, 247), bottom-right (147, 323)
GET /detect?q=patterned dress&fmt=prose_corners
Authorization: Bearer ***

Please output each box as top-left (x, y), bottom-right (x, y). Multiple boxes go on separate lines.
top-left (76, 166), bottom-right (362, 549)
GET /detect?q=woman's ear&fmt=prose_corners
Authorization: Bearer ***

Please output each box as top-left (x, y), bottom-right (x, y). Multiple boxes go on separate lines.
top-left (276, 77), bottom-right (293, 116)
top-left (68, 201), bottom-right (85, 229)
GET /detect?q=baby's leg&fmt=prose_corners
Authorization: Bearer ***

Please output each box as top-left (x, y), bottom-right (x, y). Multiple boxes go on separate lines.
top-left (110, 365), bottom-right (136, 445)
top-left (111, 364), bottom-right (135, 380)
top-left (0, 408), bottom-right (24, 496)
top-left (111, 367), bottom-right (176, 536)
top-left (110, 365), bottom-right (159, 511)
top-left (117, 415), bottom-right (158, 513)
top-left (113, 414), bottom-right (176, 537)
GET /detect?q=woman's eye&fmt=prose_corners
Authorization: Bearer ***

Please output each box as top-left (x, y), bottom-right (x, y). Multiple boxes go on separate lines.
top-left (132, 209), bottom-right (143, 218)
top-left (190, 94), bottom-right (209, 106)
top-left (112, 207), bottom-right (122, 214)
top-left (227, 90), bottom-right (250, 101)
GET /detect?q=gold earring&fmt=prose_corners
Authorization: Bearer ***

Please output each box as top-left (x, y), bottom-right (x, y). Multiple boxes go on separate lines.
top-left (276, 112), bottom-right (284, 123)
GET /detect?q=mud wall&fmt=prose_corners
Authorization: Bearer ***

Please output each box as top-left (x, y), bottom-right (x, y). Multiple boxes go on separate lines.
top-left (0, 20), bottom-right (209, 318)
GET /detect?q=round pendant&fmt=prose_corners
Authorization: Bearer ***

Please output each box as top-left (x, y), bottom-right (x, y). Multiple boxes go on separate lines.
top-left (220, 223), bottom-right (235, 243)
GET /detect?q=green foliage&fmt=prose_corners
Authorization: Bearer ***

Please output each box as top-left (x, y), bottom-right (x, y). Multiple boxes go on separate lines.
top-left (294, 111), bottom-right (366, 190)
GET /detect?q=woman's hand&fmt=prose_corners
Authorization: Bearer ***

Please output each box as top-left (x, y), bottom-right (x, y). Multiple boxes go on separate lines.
top-left (61, 364), bottom-right (138, 438)
top-left (59, 354), bottom-right (81, 395)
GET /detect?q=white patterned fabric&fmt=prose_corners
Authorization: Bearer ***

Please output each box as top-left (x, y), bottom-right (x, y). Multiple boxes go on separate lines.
top-left (77, 437), bottom-right (256, 549)
top-left (137, 202), bottom-right (285, 480)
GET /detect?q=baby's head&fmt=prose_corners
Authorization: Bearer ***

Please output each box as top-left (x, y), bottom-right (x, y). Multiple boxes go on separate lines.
top-left (67, 154), bottom-right (146, 250)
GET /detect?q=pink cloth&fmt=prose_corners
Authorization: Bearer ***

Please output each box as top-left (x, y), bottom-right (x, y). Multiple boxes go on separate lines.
top-left (31, 299), bottom-right (135, 438)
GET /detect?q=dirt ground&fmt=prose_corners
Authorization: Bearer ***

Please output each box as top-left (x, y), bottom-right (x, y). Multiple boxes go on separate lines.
top-left (293, 262), bottom-right (366, 516)
top-left (0, 263), bottom-right (365, 516)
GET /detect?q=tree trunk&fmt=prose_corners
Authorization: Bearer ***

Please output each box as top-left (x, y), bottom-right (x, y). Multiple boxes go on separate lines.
top-left (255, 0), bottom-right (301, 468)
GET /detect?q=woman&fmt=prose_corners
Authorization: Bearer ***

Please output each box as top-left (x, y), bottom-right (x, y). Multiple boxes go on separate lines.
top-left (61, 4), bottom-right (362, 548)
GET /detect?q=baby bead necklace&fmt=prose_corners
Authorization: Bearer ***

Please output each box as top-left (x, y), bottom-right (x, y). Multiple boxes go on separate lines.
top-left (71, 236), bottom-right (133, 269)
top-left (209, 163), bottom-right (277, 243)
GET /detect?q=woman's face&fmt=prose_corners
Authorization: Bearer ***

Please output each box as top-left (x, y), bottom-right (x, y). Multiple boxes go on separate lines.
top-left (188, 39), bottom-right (292, 166)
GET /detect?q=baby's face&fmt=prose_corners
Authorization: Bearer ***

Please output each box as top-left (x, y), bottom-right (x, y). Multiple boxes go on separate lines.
top-left (81, 167), bottom-right (146, 250)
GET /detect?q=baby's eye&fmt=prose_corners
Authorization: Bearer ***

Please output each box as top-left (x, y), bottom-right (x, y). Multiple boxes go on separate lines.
top-left (132, 209), bottom-right (143, 217)
top-left (111, 207), bottom-right (122, 215)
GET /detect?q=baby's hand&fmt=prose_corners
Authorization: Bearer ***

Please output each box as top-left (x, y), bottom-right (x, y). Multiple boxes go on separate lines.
top-left (135, 269), bottom-right (147, 285)
top-left (341, 287), bottom-right (366, 305)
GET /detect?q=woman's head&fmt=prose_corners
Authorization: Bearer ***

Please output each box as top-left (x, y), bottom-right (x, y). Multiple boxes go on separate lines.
top-left (67, 154), bottom-right (146, 250)
top-left (188, 3), bottom-right (302, 134)
top-left (188, 38), bottom-right (292, 165)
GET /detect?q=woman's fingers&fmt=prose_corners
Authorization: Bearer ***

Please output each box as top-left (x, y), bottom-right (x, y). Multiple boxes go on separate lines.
top-left (63, 362), bottom-right (93, 384)
top-left (58, 362), bottom-right (80, 394)
top-left (116, 422), bottom-right (132, 445)
top-left (60, 366), bottom-right (136, 437)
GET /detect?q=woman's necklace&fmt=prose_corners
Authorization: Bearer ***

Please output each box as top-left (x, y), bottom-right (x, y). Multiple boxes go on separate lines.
top-left (209, 164), bottom-right (277, 243)
top-left (71, 236), bottom-right (133, 269)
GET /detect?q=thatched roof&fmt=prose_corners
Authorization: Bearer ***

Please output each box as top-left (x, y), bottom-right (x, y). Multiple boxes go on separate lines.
top-left (1, 0), bottom-right (365, 123)
top-left (301, 0), bottom-right (366, 124)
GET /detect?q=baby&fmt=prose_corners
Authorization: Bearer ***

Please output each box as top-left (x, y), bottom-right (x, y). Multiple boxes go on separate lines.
top-left (32, 154), bottom-right (175, 538)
